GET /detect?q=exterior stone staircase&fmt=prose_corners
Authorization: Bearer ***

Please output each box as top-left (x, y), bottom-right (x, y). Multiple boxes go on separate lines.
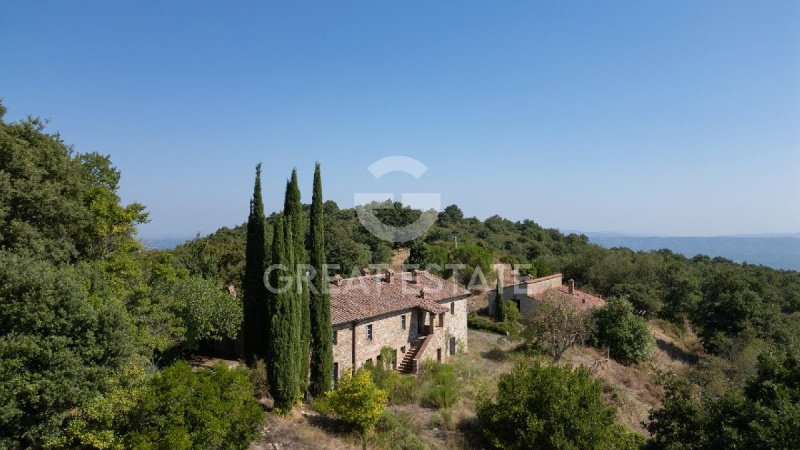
top-left (397, 336), bottom-right (426, 374)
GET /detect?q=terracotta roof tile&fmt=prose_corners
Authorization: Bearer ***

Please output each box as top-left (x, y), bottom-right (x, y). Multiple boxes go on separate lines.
top-left (330, 271), bottom-right (469, 325)
top-left (533, 286), bottom-right (606, 311)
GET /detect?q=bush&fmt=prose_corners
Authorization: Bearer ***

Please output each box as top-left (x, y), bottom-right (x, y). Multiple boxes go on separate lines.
top-left (429, 410), bottom-right (455, 431)
top-left (125, 361), bottom-right (264, 449)
top-left (590, 297), bottom-right (655, 365)
top-left (421, 362), bottom-right (459, 409)
top-left (323, 369), bottom-right (387, 435)
top-left (374, 411), bottom-right (426, 450)
top-left (484, 346), bottom-right (507, 361)
top-left (370, 347), bottom-right (418, 405)
top-left (468, 313), bottom-right (517, 336)
top-left (477, 363), bottom-right (641, 449)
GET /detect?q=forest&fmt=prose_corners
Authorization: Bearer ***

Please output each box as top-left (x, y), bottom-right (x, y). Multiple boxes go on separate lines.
top-left (2, 103), bottom-right (799, 449)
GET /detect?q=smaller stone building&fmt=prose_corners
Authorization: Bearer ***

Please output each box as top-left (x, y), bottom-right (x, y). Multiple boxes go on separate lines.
top-left (488, 273), bottom-right (605, 316)
top-left (330, 269), bottom-right (470, 382)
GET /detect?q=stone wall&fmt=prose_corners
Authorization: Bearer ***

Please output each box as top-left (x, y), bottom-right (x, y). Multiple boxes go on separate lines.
top-left (488, 274), bottom-right (564, 316)
top-left (332, 296), bottom-right (469, 380)
top-left (414, 297), bottom-right (469, 368)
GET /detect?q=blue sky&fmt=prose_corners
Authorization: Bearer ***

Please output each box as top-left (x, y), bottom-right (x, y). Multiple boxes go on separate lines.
top-left (2, 1), bottom-right (799, 238)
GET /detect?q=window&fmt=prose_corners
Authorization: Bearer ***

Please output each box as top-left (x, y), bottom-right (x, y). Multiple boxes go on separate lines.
top-left (438, 313), bottom-right (444, 327)
top-left (450, 302), bottom-right (455, 314)
top-left (401, 346), bottom-right (406, 354)
top-left (401, 314), bottom-right (406, 330)
top-left (367, 324), bottom-right (373, 341)
top-left (332, 329), bottom-right (337, 345)
top-left (333, 363), bottom-right (339, 385)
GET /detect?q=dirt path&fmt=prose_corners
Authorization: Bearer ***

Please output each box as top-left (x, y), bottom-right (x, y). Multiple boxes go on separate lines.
top-left (390, 248), bottom-right (410, 271)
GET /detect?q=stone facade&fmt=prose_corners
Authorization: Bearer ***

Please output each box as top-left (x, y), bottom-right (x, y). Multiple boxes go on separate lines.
top-left (332, 296), bottom-right (468, 381)
top-left (488, 273), bottom-right (605, 316)
top-left (413, 295), bottom-right (469, 369)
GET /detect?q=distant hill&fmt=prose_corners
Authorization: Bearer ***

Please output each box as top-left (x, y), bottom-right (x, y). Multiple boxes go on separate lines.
top-left (584, 233), bottom-right (800, 271)
top-left (142, 236), bottom-right (192, 250)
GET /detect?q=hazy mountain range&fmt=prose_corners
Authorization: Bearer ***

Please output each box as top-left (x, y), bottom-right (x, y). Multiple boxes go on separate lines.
top-left (582, 232), bottom-right (800, 271)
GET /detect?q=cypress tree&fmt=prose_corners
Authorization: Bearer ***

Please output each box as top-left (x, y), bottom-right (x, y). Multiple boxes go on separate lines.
top-left (284, 170), bottom-right (311, 396)
top-left (242, 163), bottom-right (267, 365)
top-left (309, 163), bottom-right (333, 396)
top-left (495, 277), bottom-right (506, 322)
top-left (266, 216), bottom-right (300, 411)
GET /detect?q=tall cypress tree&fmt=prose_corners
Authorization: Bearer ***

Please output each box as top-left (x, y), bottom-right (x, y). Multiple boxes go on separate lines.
top-left (495, 277), bottom-right (506, 322)
top-left (266, 216), bottom-right (300, 411)
top-left (284, 170), bottom-right (311, 396)
top-left (242, 163), bottom-right (267, 365)
top-left (309, 163), bottom-right (334, 396)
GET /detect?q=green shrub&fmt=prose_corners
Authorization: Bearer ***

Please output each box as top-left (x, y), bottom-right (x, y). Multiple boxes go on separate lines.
top-left (468, 313), bottom-right (517, 336)
top-left (421, 362), bottom-right (459, 409)
top-left (370, 347), bottom-right (418, 405)
top-left (374, 411), bottom-right (426, 450)
top-left (478, 362), bottom-right (641, 449)
top-left (429, 409), bottom-right (455, 431)
top-left (126, 361), bottom-right (264, 449)
top-left (484, 346), bottom-right (507, 361)
top-left (590, 297), bottom-right (655, 365)
top-left (323, 369), bottom-right (387, 434)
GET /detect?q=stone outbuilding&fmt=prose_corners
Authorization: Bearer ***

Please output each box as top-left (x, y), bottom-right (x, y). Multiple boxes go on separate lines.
top-left (488, 273), bottom-right (605, 316)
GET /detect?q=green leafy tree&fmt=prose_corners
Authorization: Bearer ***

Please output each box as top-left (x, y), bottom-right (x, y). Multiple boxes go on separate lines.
top-left (126, 361), bottom-right (263, 449)
top-left (153, 276), bottom-right (243, 351)
top-left (0, 252), bottom-right (131, 448)
top-left (0, 110), bottom-right (147, 264)
top-left (309, 163), bottom-right (334, 396)
top-left (323, 369), bottom-right (387, 449)
top-left (284, 169), bottom-right (311, 395)
top-left (522, 291), bottom-right (591, 361)
top-left (450, 243), bottom-right (493, 287)
top-left (590, 297), bottom-right (655, 365)
top-left (266, 216), bottom-right (301, 411)
top-left (647, 348), bottom-right (800, 450)
top-left (242, 164), bottom-right (268, 365)
top-left (477, 363), bottom-right (641, 450)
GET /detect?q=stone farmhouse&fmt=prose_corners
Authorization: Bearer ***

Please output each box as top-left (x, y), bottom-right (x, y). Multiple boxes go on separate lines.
top-left (329, 269), bottom-right (470, 382)
top-left (488, 273), bottom-right (605, 316)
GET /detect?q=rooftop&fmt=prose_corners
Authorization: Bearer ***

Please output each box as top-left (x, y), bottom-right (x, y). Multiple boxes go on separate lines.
top-left (330, 270), bottom-right (470, 325)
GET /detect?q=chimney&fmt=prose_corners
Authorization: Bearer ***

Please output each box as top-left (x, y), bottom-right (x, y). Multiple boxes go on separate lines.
top-left (411, 269), bottom-right (419, 284)
top-left (332, 274), bottom-right (343, 286)
top-left (568, 279), bottom-right (575, 295)
top-left (420, 288), bottom-right (426, 299)
top-left (361, 267), bottom-right (370, 276)
top-left (385, 269), bottom-right (394, 283)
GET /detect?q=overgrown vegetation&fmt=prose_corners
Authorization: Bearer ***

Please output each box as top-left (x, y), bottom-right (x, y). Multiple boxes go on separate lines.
top-left (0, 106), bottom-right (249, 448)
top-left (521, 290), bottom-right (592, 361)
top-left (590, 297), bottom-right (656, 365)
top-left (477, 363), bottom-right (642, 450)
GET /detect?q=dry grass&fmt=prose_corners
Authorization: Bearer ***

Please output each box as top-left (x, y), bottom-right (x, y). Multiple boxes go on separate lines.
top-left (251, 321), bottom-right (701, 447)
top-left (250, 407), bottom-right (360, 450)
top-left (560, 320), bottom-right (701, 435)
